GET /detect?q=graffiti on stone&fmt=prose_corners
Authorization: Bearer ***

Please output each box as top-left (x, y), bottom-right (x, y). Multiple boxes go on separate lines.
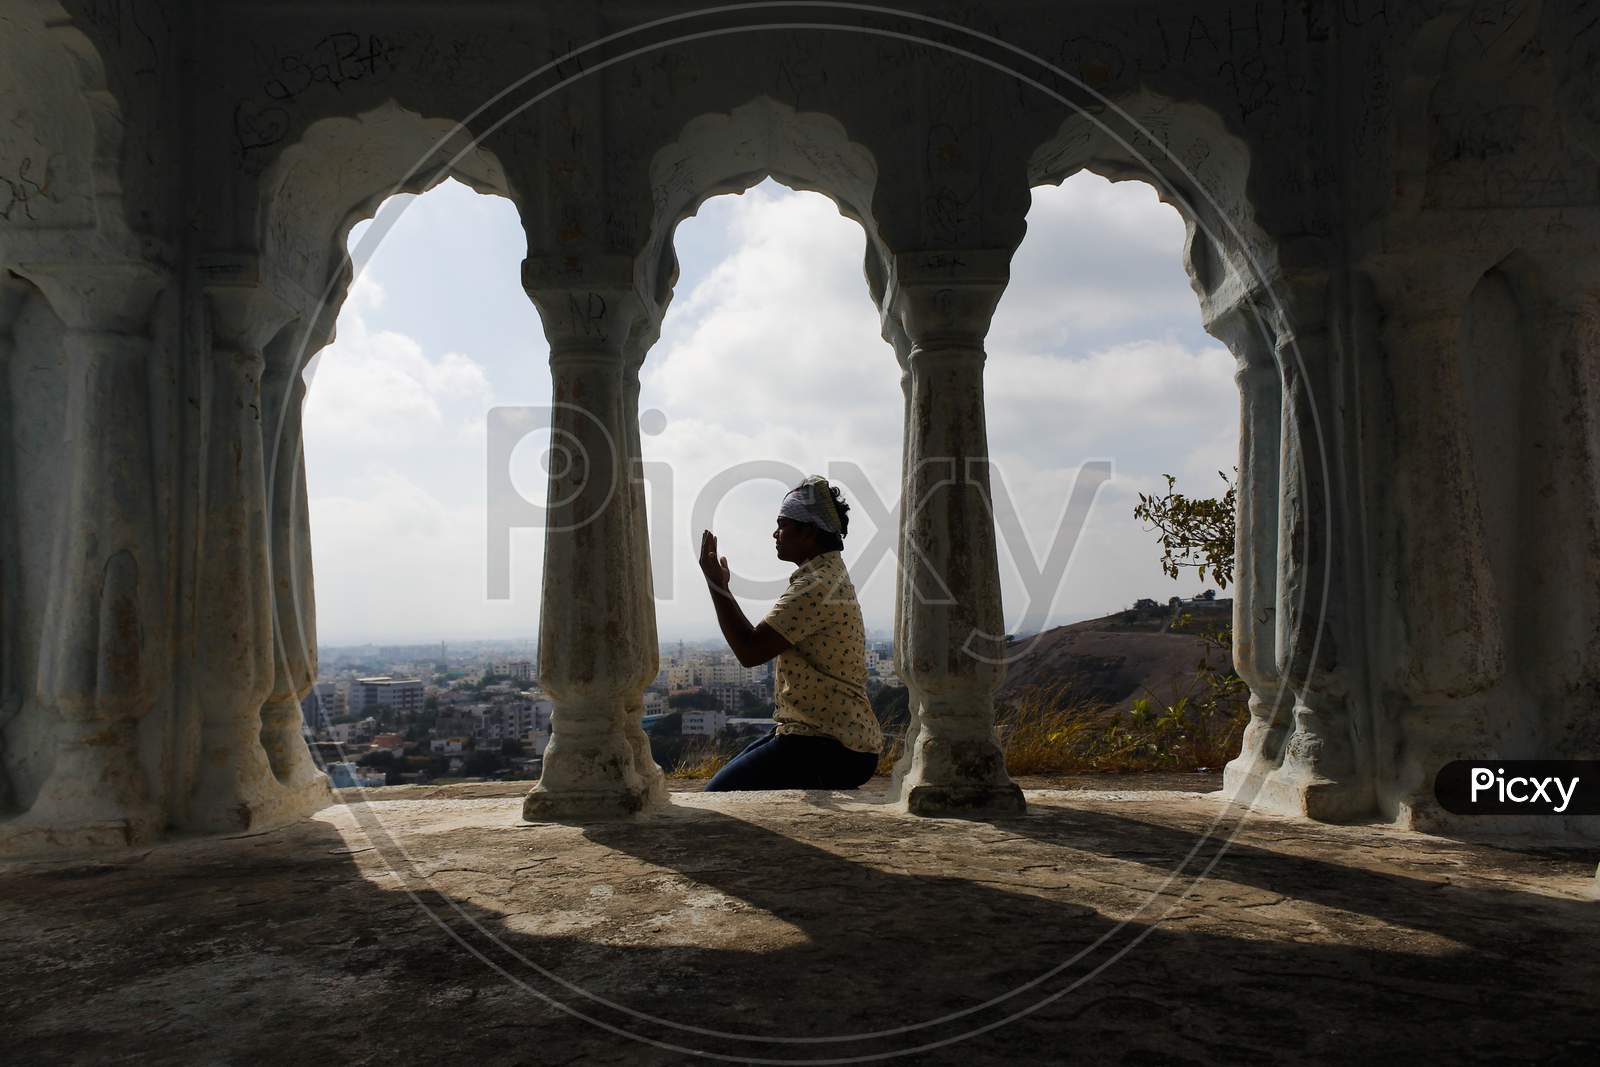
top-left (0, 156), bottom-right (50, 223)
top-left (233, 31), bottom-right (405, 162)
top-left (1434, 104), bottom-right (1537, 162)
top-left (260, 33), bottom-right (402, 103)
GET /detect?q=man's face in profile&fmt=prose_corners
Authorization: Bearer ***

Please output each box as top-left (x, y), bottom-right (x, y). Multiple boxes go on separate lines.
top-left (773, 515), bottom-right (820, 563)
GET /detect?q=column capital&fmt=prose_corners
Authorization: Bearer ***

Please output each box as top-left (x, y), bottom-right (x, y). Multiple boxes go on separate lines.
top-left (1203, 272), bottom-right (1329, 360)
top-left (1363, 246), bottom-right (1486, 323)
top-left (196, 253), bottom-right (302, 354)
top-left (885, 248), bottom-right (1010, 353)
top-left (11, 259), bottom-right (169, 334)
top-left (523, 253), bottom-right (651, 358)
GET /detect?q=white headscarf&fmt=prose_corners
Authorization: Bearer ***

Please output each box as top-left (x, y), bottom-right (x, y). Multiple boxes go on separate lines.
top-left (778, 475), bottom-right (844, 537)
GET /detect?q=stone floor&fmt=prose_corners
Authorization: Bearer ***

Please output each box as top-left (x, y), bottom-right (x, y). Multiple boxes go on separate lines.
top-left (2, 775), bottom-right (1597, 1065)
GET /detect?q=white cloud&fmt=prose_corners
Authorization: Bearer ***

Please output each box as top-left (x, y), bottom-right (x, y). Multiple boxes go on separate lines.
top-left (305, 174), bottom-right (1236, 643)
top-left (307, 467), bottom-right (544, 645)
top-left (301, 187), bottom-right (543, 643)
top-left (637, 184), bottom-right (904, 632)
top-left (303, 281), bottom-right (494, 456)
top-left (991, 172), bottom-right (1206, 357)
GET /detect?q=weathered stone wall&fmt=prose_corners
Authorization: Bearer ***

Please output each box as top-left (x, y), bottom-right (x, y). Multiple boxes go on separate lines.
top-left (1, 0), bottom-right (1597, 847)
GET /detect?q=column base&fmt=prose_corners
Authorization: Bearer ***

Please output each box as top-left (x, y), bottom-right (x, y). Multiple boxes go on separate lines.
top-left (1222, 763), bottom-right (1373, 822)
top-left (902, 781), bottom-right (1026, 817)
top-left (0, 728), bottom-right (163, 854)
top-left (892, 734), bottom-right (1026, 817)
top-left (525, 712), bottom-right (657, 823)
top-left (260, 699), bottom-right (333, 801)
top-left (1221, 698), bottom-right (1372, 822)
top-left (183, 724), bottom-right (328, 833)
top-left (521, 783), bottom-right (653, 822)
top-left (183, 780), bottom-right (332, 834)
top-left (1220, 694), bottom-right (1290, 799)
top-left (623, 715), bottom-right (668, 808)
top-left (272, 771), bottom-right (335, 818)
top-left (0, 809), bottom-right (161, 856)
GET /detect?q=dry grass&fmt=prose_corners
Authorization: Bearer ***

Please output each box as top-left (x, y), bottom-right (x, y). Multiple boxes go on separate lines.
top-left (664, 742), bottom-right (734, 780)
top-left (873, 732), bottom-right (904, 777)
top-left (997, 680), bottom-right (1247, 775)
top-left (665, 674), bottom-right (1246, 782)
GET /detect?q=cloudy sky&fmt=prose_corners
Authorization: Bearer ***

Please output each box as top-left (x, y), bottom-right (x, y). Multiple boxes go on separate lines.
top-left (302, 174), bottom-right (1238, 646)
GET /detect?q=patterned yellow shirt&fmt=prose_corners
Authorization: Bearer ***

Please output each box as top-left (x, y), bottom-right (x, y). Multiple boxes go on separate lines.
top-left (761, 550), bottom-right (885, 754)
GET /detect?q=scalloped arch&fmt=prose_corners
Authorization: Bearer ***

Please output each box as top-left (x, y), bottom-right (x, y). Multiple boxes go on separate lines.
top-left (639, 95), bottom-right (890, 326)
top-left (1027, 89), bottom-right (1267, 316)
top-left (255, 99), bottom-right (517, 374)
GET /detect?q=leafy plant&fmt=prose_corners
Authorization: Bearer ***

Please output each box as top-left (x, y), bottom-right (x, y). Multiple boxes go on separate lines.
top-left (1132, 469), bottom-right (1238, 589)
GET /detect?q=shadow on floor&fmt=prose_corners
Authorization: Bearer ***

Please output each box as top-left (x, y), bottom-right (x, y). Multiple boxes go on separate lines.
top-left (2, 791), bottom-right (1597, 1066)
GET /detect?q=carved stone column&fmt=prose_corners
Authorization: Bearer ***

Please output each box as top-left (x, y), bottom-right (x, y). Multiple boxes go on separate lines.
top-left (257, 355), bottom-right (333, 810)
top-left (1212, 302), bottom-right (1290, 800)
top-left (884, 250), bottom-right (1024, 816)
top-left (522, 260), bottom-right (657, 821)
top-left (6, 259), bottom-right (169, 847)
top-left (180, 277), bottom-right (301, 831)
top-left (1375, 252), bottom-right (1600, 831)
top-left (1521, 263), bottom-right (1600, 780)
top-left (1253, 322), bottom-right (1371, 821)
top-left (1367, 256), bottom-right (1498, 824)
top-left (884, 320), bottom-right (923, 784)
top-left (620, 339), bottom-right (667, 807)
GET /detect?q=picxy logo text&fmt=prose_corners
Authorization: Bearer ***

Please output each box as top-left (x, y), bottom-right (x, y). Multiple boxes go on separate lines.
top-left (1434, 760), bottom-right (1600, 816)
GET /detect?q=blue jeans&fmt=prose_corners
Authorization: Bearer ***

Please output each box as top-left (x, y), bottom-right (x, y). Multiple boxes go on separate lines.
top-left (703, 728), bottom-right (879, 792)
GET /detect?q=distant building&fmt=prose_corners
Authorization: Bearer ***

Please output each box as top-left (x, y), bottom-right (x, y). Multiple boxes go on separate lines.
top-left (329, 718), bottom-right (378, 744)
top-left (348, 676), bottom-right (424, 717)
top-left (703, 660), bottom-right (764, 686)
top-left (370, 733), bottom-right (406, 755)
top-left (300, 681), bottom-right (343, 735)
top-left (705, 681), bottom-right (769, 712)
top-left (491, 660), bottom-right (534, 682)
top-left (682, 710), bottom-right (729, 737)
top-left (642, 690), bottom-right (667, 715)
top-left (513, 698), bottom-right (553, 736)
top-left (435, 713), bottom-right (477, 737)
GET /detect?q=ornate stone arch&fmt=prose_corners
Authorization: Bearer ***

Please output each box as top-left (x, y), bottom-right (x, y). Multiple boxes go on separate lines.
top-left (1026, 88), bottom-right (1267, 318)
top-left (1026, 89), bottom-right (1365, 819)
top-left (636, 95), bottom-right (888, 331)
top-left (171, 100), bottom-right (524, 832)
top-left (254, 99), bottom-right (518, 374)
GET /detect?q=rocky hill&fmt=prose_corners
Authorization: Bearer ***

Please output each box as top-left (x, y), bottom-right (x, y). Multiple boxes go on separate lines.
top-left (997, 599), bottom-right (1234, 711)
